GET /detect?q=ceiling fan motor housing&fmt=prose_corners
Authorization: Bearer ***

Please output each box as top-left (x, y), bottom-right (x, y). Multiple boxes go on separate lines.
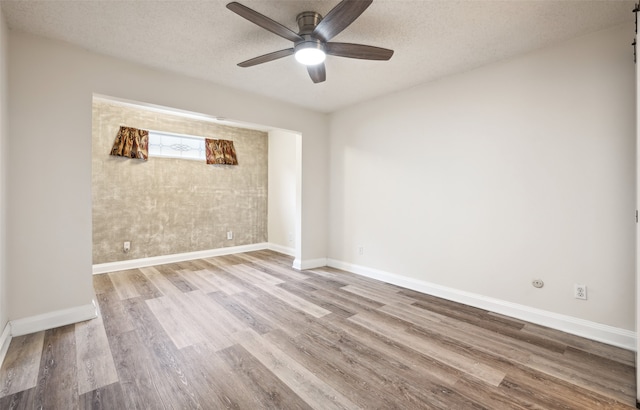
top-left (294, 37), bottom-right (325, 55)
top-left (296, 11), bottom-right (322, 35)
top-left (294, 11), bottom-right (326, 62)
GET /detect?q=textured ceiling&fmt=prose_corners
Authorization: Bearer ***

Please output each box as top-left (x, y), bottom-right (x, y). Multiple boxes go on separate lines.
top-left (0, 0), bottom-right (635, 113)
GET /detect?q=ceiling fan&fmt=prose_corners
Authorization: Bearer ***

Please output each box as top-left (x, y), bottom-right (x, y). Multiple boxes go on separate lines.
top-left (226, 0), bottom-right (394, 83)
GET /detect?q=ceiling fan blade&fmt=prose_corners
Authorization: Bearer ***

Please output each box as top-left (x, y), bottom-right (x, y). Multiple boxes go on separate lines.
top-left (307, 63), bottom-right (326, 83)
top-left (227, 2), bottom-right (303, 43)
top-left (238, 48), bottom-right (295, 67)
top-left (312, 0), bottom-right (373, 42)
top-left (325, 42), bottom-right (393, 60)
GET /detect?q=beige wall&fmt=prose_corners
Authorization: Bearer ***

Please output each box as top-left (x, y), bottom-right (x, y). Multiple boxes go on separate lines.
top-left (329, 23), bottom-right (635, 330)
top-left (92, 100), bottom-right (267, 264)
top-left (268, 129), bottom-right (298, 254)
top-left (7, 31), bottom-right (328, 321)
top-left (0, 7), bottom-right (8, 331)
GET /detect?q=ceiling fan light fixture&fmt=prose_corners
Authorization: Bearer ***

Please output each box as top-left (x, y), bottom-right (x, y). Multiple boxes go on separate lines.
top-left (227, 1), bottom-right (393, 83)
top-left (294, 42), bottom-right (326, 66)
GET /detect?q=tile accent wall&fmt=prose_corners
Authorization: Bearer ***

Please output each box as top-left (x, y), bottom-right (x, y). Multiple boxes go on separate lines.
top-left (92, 100), bottom-right (267, 264)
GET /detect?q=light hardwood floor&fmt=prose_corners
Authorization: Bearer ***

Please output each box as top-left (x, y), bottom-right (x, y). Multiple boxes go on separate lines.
top-left (0, 250), bottom-right (635, 409)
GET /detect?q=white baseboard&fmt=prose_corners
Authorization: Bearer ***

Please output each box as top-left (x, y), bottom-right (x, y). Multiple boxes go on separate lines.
top-left (93, 243), bottom-right (271, 274)
top-left (267, 243), bottom-right (296, 257)
top-left (327, 259), bottom-right (636, 351)
top-left (10, 300), bottom-right (98, 337)
top-left (293, 257), bottom-right (327, 271)
top-left (0, 323), bottom-right (11, 368)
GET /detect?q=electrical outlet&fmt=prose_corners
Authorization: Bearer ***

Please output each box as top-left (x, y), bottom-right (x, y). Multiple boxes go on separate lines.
top-left (123, 241), bottom-right (131, 253)
top-left (574, 284), bottom-right (587, 300)
top-left (227, 231), bottom-right (233, 240)
top-left (357, 246), bottom-right (364, 255)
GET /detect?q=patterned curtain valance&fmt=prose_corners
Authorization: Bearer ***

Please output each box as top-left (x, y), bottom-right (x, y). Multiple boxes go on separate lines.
top-left (205, 138), bottom-right (238, 165)
top-left (110, 126), bottom-right (149, 161)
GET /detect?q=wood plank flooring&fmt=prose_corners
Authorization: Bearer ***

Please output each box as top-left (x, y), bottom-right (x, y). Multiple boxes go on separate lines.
top-left (0, 250), bottom-right (635, 409)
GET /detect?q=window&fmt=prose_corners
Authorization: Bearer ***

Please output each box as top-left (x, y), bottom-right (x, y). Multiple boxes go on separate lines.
top-left (148, 131), bottom-right (206, 161)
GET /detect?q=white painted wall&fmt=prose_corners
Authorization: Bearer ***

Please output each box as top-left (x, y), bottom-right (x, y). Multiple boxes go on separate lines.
top-left (0, 7), bottom-right (8, 332)
top-left (329, 23), bottom-right (635, 330)
top-left (7, 31), bottom-right (328, 321)
top-left (268, 130), bottom-right (299, 255)
top-left (636, 24), bottom-right (640, 398)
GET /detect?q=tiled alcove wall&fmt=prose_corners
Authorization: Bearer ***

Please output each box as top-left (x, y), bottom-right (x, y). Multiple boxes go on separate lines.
top-left (92, 100), bottom-right (267, 264)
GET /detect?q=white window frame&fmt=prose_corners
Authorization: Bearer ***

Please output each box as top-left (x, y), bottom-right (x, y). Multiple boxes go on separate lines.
top-left (148, 130), bottom-right (206, 161)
